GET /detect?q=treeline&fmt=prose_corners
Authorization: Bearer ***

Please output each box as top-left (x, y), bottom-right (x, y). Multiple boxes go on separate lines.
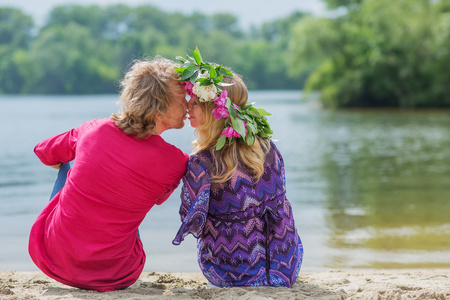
top-left (289, 0), bottom-right (450, 107)
top-left (0, 5), bottom-right (308, 94)
top-left (1, 0), bottom-right (450, 107)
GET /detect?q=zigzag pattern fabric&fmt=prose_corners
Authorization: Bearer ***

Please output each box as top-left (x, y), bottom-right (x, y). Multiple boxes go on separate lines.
top-left (173, 141), bottom-right (303, 287)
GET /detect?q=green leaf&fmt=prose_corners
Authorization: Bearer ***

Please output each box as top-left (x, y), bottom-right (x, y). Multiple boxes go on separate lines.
top-left (240, 114), bottom-right (251, 122)
top-left (217, 66), bottom-right (233, 78)
top-left (213, 75), bottom-right (224, 84)
top-left (245, 133), bottom-right (255, 146)
top-left (225, 98), bottom-right (231, 109)
top-left (231, 118), bottom-right (246, 137)
top-left (189, 70), bottom-right (199, 84)
top-left (186, 65), bottom-right (198, 71)
top-left (181, 61), bottom-right (195, 68)
top-left (235, 110), bottom-right (244, 119)
top-left (200, 80), bottom-right (213, 87)
top-left (256, 108), bottom-right (271, 116)
top-left (174, 66), bottom-right (184, 75)
top-left (209, 65), bottom-right (217, 79)
top-left (247, 122), bottom-right (256, 134)
top-left (226, 98), bottom-right (237, 120)
top-left (176, 56), bottom-right (187, 64)
top-left (229, 106), bottom-right (236, 120)
top-left (191, 47), bottom-right (203, 65)
top-left (180, 67), bottom-right (198, 81)
top-left (246, 109), bottom-right (261, 117)
top-left (216, 135), bottom-right (226, 150)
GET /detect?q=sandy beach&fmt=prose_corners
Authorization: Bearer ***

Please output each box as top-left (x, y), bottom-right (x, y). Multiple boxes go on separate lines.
top-left (1, 269), bottom-right (449, 299)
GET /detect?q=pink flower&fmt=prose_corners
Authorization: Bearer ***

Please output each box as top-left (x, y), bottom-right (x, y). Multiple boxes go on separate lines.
top-left (213, 90), bottom-right (227, 107)
top-left (212, 90), bottom-right (230, 120)
top-left (212, 105), bottom-right (230, 120)
top-left (220, 121), bottom-right (247, 138)
top-left (181, 81), bottom-right (195, 97)
top-left (221, 126), bottom-right (238, 138)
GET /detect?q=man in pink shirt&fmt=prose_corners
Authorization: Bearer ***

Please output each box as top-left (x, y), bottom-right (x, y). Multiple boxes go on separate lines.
top-left (29, 57), bottom-right (189, 292)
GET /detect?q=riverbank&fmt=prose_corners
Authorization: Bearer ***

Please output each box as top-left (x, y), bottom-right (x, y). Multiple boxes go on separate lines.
top-left (1, 269), bottom-right (449, 299)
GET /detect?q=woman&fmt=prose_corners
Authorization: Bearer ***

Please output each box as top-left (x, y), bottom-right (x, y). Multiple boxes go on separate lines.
top-left (29, 57), bottom-right (189, 292)
top-left (172, 48), bottom-right (303, 287)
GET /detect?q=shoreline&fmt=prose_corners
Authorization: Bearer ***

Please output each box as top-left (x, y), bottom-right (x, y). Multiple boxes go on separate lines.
top-left (1, 269), bottom-right (449, 299)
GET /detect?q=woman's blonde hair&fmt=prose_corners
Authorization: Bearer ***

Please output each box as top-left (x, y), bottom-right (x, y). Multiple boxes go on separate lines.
top-left (111, 57), bottom-right (182, 138)
top-left (193, 72), bottom-right (270, 183)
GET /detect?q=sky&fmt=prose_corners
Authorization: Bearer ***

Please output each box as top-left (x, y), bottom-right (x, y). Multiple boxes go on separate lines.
top-left (0, 0), bottom-right (329, 28)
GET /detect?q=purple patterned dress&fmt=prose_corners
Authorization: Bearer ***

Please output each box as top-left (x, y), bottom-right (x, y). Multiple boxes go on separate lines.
top-left (173, 141), bottom-right (303, 287)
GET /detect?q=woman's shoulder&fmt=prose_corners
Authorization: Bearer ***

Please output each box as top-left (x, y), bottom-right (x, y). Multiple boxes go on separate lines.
top-left (268, 139), bottom-right (280, 153)
top-left (263, 139), bottom-right (284, 168)
top-left (187, 149), bottom-right (215, 172)
top-left (267, 139), bottom-right (283, 157)
top-left (190, 149), bottom-right (214, 164)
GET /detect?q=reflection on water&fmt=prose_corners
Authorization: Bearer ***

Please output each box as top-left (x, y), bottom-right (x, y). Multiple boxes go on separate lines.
top-left (311, 110), bottom-right (450, 268)
top-left (0, 94), bottom-right (449, 271)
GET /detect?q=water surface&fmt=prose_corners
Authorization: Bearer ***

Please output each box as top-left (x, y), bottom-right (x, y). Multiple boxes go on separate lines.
top-left (1, 93), bottom-right (449, 271)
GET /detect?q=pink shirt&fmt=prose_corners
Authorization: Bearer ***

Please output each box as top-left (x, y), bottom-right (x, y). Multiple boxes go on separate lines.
top-left (29, 118), bottom-right (188, 291)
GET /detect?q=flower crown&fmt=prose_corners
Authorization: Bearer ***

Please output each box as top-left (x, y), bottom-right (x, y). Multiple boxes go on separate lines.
top-left (175, 47), bottom-right (273, 150)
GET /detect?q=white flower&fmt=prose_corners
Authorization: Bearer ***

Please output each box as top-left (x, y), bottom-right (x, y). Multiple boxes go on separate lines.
top-left (198, 71), bottom-right (209, 79)
top-left (192, 81), bottom-right (218, 102)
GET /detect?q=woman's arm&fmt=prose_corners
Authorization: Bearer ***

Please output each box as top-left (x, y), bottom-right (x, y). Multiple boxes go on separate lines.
top-left (172, 156), bottom-right (211, 245)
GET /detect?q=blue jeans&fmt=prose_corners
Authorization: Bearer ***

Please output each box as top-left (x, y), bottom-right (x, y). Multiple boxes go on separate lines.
top-left (49, 162), bottom-right (141, 238)
top-left (50, 162), bottom-right (71, 200)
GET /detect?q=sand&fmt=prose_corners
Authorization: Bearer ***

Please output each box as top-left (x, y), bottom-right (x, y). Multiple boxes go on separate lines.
top-left (1, 269), bottom-right (449, 299)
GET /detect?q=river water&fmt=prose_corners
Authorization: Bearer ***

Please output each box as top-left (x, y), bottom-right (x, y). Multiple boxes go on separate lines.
top-left (1, 92), bottom-right (449, 272)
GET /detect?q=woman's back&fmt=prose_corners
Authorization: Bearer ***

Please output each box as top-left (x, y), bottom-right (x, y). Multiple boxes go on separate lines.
top-left (174, 141), bottom-right (303, 287)
top-left (173, 47), bottom-right (302, 287)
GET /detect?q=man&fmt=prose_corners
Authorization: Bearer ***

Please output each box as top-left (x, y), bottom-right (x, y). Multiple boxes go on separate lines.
top-left (29, 57), bottom-right (189, 291)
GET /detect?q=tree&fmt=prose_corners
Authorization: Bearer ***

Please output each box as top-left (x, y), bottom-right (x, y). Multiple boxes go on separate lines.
top-left (289, 0), bottom-right (450, 107)
top-left (25, 23), bottom-right (119, 93)
top-left (323, 0), bottom-right (363, 10)
top-left (254, 12), bottom-right (310, 89)
top-left (212, 13), bottom-right (243, 38)
top-left (46, 5), bottom-right (109, 39)
top-left (0, 8), bottom-right (33, 93)
top-left (0, 7), bottom-right (33, 47)
top-left (0, 4), bottom-right (315, 94)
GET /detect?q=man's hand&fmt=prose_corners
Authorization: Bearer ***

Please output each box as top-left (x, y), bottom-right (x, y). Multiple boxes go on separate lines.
top-left (49, 163), bottom-right (61, 170)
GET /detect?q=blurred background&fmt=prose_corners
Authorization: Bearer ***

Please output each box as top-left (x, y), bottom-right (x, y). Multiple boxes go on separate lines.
top-left (1, 0), bottom-right (449, 272)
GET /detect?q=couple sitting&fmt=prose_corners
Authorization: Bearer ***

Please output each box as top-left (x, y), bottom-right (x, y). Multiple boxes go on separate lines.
top-left (29, 48), bottom-right (303, 292)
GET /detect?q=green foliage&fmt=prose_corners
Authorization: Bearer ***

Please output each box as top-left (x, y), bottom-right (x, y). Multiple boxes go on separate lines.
top-left (2, 2), bottom-right (449, 107)
top-left (290, 0), bottom-right (450, 108)
top-left (323, 0), bottom-right (363, 10)
top-left (25, 23), bottom-right (118, 93)
top-left (0, 8), bottom-right (34, 93)
top-left (211, 13), bottom-right (242, 38)
top-left (0, 7), bottom-right (33, 47)
top-left (0, 5), bottom-right (308, 95)
top-left (0, 47), bottom-right (27, 93)
top-left (177, 47), bottom-right (273, 150)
